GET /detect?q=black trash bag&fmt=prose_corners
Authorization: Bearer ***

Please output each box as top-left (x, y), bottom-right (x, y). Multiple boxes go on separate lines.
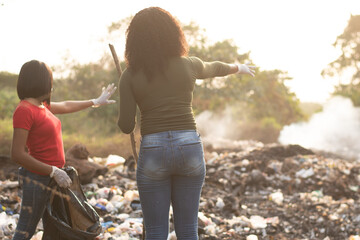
top-left (42, 166), bottom-right (102, 240)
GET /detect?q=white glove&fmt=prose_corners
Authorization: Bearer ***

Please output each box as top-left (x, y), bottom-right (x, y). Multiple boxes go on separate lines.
top-left (50, 166), bottom-right (72, 188)
top-left (91, 83), bottom-right (117, 108)
top-left (237, 63), bottom-right (256, 77)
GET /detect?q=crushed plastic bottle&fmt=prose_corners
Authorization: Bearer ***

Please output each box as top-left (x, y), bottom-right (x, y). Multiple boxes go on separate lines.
top-left (296, 167), bottom-right (314, 178)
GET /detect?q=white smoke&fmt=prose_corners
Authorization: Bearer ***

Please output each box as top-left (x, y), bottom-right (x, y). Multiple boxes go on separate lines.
top-left (279, 96), bottom-right (360, 160)
top-left (195, 106), bottom-right (264, 151)
top-left (196, 106), bottom-right (235, 140)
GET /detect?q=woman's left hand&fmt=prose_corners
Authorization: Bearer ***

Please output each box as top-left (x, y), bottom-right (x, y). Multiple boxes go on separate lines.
top-left (92, 83), bottom-right (117, 107)
top-left (237, 64), bottom-right (256, 77)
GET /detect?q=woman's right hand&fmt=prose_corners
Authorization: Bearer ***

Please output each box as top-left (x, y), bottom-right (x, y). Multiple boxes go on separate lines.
top-left (50, 166), bottom-right (72, 188)
top-left (92, 83), bottom-right (117, 107)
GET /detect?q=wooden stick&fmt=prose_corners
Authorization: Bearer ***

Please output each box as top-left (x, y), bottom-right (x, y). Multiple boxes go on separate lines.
top-left (109, 43), bottom-right (144, 240)
top-left (108, 44), bottom-right (138, 163)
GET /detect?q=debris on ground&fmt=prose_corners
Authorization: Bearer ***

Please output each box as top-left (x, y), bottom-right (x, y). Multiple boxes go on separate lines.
top-left (1, 140), bottom-right (360, 240)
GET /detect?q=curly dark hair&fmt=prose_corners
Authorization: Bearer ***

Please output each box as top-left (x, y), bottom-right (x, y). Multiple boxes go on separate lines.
top-left (125, 7), bottom-right (188, 80)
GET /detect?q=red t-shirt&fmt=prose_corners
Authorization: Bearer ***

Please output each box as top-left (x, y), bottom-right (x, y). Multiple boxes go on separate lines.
top-left (13, 100), bottom-right (65, 171)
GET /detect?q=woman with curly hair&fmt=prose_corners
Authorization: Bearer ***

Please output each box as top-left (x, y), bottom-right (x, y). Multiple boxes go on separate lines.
top-left (118, 7), bottom-right (255, 239)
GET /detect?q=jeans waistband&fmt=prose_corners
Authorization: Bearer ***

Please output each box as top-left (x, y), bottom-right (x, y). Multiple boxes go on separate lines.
top-left (142, 130), bottom-right (197, 139)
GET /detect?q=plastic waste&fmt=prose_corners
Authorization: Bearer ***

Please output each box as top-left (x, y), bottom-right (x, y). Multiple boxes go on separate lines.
top-left (130, 200), bottom-right (142, 211)
top-left (296, 167), bottom-right (314, 178)
top-left (124, 190), bottom-right (139, 202)
top-left (269, 191), bottom-right (284, 205)
top-left (42, 167), bottom-right (102, 240)
top-left (0, 204), bottom-right (13, 215)
top-left (198, 212), bottom-right (213, 226)
top-left (0, 211), bottom-right (17, 237)
top-left (105, 202), bottom-right (116, 213)
top-left (247, 234), bottom-right (258, 240)
top-left (350, 236), bottom-right (360, 240)
top-left (101, 221), bottom-right (113, 229)
top-left (106, 155), bottom-right (125, 168)
top-left (216, 197), bottom-right (225, 209)
top-left (95, 203), bottom-right (107, 212)
top-left (250, 215), bottom-right (267, 229)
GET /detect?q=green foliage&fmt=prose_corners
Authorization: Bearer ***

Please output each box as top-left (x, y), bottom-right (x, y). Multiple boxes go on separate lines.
top-left (185, 21), bottom-right (304, 142)
top-left (245, 70), bottom-right (304, 126)
top-left (0, 90), bottom-right (18, 119)
top-left (62, 132), bottom-right (136, 158)
top-left (53, 58), bottom-right (118, 100)
top-left (57, 106), bottom-right (119, 136)
top-left (323, 15), bottom-right (360, 106)
top-left (237, 117), bottom-right (282, 143)
top-left (0, 71), bottom-right (17, 89)
top-left (0, 72), bottom-right (19, 119)
top-left (0, 118), bottom-right (13, 155)
top-left (333, 83), bottom-right (360, 106)
top-left (193, 69), bottom-right (304, 143)
top-left (299, 102), bottom-right (323, 120)
top-left (0, 18), bottom-right (307, 155)
top-left (323, 15), bottom-right (360, 82)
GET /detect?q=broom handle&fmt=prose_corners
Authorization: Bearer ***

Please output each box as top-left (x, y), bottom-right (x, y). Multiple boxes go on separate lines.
top-left (108, 44), bottom-right (138, 163)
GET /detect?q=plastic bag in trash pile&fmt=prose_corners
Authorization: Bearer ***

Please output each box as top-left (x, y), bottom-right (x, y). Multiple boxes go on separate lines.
top-left (42, 166), bottom-right (102, 240)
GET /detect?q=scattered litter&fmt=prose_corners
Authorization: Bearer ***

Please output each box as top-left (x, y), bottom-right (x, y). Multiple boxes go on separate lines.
top-left (1, 142), bottom-right (360, 239)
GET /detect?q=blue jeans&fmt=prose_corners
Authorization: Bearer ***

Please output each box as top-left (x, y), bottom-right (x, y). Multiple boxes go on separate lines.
top-left (136, 130), bottom-right (206, 240)
top-left (12, 167), bottom-right (51, 240)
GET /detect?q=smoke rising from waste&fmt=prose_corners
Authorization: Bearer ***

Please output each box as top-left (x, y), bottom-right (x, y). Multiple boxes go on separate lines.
top-left (195, 106), bottom-right (263, 151)
top-left (279, 96), bottom-right (360, 160)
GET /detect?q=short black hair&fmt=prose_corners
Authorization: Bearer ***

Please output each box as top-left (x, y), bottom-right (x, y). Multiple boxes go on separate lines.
top-left (17, 60), bottom-right (53, 104)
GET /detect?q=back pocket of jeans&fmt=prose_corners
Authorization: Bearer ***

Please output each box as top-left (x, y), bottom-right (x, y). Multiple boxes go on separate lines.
top-left (138, 146), bottom-right (165, 174)
top-left (179, 142), bottom-right (204, 175)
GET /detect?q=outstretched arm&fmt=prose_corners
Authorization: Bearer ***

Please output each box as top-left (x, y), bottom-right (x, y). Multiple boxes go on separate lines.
top-left (190, 57), bottom-right (255, 79)
top-left (50, 100), bottom-right (93, 114)
top-left (50, 83), bottom-right (117, 114)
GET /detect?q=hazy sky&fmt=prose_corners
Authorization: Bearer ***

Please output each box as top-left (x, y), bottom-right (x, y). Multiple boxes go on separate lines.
top-left (1, 0), bottom-right (359, 102)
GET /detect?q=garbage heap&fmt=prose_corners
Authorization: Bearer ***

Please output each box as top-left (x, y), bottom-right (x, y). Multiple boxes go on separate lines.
top-left (1, 140), bottom-right (360, 240)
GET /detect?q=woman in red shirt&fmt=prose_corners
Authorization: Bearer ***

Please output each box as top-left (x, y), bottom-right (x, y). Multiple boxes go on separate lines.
top-left (11, 60), bottom-right (116, 240)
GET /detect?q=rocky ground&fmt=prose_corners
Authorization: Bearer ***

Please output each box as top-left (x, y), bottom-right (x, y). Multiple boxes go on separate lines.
top-left (1, 139), bottom-right (360, 240)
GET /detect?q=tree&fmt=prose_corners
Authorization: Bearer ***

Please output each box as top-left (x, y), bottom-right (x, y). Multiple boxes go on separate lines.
top-left (0, 72), bottom-right (19, 119)
top-left (322, 15), bottom-right (360, 105)
top-left (0, 71), bottom-right (17, 89)
top-left (48, 19), bottom-right (304, 143)
top-left (181, 22), bottom-right (304, 142)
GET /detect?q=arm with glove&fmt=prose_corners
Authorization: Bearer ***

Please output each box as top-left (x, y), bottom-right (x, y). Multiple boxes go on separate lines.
top-left (11, 129), bottom-right (72, 188)
top-left (190, 57), bottom-right (256, 79)
top-left (235, 63), bottom-right (256, 76)
top-left (50, 83), bottom-right (117, 114)
top-left (227, 63), bottom-right (256, 76)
